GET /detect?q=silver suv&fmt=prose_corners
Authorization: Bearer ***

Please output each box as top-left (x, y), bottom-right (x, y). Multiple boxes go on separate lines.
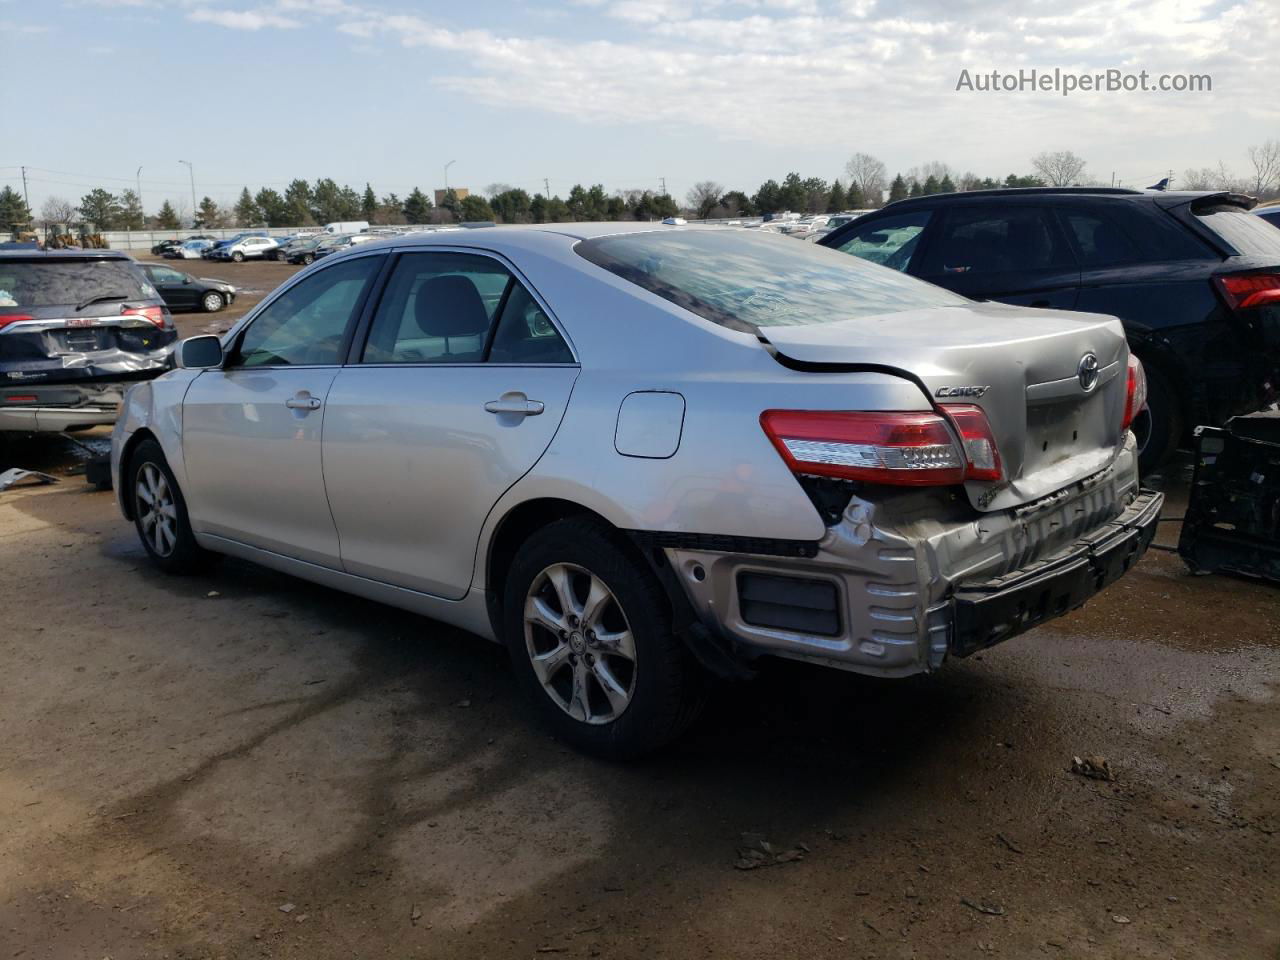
top-left (111, 225), bottom-right (1161, 756)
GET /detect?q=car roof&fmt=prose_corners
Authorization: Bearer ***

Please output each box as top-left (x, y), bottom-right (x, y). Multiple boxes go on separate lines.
top-left (870, 187), bottom-right (1257, 211)
top-left (0, 248), bottom-right (133, 260)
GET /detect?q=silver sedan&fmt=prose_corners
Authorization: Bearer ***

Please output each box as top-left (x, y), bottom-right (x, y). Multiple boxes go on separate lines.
top-left (112, 224), bottom-right (1161, 756)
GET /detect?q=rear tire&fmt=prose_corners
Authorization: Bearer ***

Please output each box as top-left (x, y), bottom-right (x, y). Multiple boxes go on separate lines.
top-left (231, 251), bottom-right (244, 263)
top-left (301, 253), bottom-right (314, 265)
top-left (1134, 363), bottom-right (1182, 476)
top-left (128, 438), bottom-right (213, 575)
top-left (502, 517), bottom-right (704, 758)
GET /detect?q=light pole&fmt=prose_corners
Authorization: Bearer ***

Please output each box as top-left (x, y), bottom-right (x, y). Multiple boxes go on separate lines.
top-left (136, 166), bottom-right (143, 227)
top-left (444, 159), bottom-right (455, 192)
top-left (178, 160), bottom-right (196, 227)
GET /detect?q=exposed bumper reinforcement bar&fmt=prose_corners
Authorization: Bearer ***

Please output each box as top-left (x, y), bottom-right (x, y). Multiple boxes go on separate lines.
top-left (951, 488), bottom-right (1163, 657)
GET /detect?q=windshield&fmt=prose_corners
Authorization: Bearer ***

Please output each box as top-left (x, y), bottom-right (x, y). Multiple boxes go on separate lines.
top-left (574, 228), bottom-right (966, 332)
top-left (1196, 205), bottom-right (1280, 257)
top-left (0, 258), bottom-right (151, 309)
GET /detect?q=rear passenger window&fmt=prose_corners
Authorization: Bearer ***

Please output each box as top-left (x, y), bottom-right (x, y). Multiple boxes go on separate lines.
top-left (1063, 212), bottom-right (1143, 266)
top-left (360, 252), bottom-right (572, 365)
top-left (919, 206), bottom-right (1071, 276)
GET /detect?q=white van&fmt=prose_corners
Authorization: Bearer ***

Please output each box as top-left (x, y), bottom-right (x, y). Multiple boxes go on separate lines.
top-left (323, 221), bottom-right (369, 234)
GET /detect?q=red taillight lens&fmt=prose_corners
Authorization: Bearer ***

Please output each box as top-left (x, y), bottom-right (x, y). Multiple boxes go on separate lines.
top-left (1121, 353), bottom-right (1148, 433)
top-left (121, 304), bottom-right (166, 328)
top-left (1215, 273), bottom-right (1280, 310)
top-left (760, 406), bottom-right (1001, 486)
top-left (0, 314), bottom-right (34, 331)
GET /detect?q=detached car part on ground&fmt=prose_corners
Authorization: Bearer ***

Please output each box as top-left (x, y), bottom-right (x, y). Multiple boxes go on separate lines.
top-left (111, 225), bottom-right (1160, 757)
top-left (820, 188), bottom-right (1280, 473)
top-left (0, 251), bottom-right (175, 432)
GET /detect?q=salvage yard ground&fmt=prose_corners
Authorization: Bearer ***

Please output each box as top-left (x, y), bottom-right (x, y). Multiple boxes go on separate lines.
top-left (0, 256), bottom-right (1277, 959)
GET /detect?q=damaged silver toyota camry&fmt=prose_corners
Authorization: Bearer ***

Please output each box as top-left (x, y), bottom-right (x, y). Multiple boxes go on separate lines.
top-left (112, 224), bottom-right (1161, 756)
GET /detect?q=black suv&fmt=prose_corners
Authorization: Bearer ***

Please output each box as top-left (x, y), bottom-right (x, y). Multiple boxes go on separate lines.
top-left (820, 188), bottom-right (1280, 470)
top-left (0, 250), bottom-right (175, 432)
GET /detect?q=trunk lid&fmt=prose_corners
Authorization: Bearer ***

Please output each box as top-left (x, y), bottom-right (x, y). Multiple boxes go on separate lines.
top-left (759, 300), bottom-right (1130, 511)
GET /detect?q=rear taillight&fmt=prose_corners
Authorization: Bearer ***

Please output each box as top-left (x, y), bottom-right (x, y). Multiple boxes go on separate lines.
top-left (760, 405), bottom-right (1002, 487)
top-left (0, 314), bottom-right (34, 331)
top-left (121, 304), bottom-right (166, 328)
top-left (1121, 353), bottom-right (1147, 433)
top-left (1215, 273), bottom-right (1280, 310)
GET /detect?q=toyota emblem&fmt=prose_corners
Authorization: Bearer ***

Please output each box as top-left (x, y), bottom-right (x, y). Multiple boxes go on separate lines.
top-left (1077, 353), bottom-right (1100, 392)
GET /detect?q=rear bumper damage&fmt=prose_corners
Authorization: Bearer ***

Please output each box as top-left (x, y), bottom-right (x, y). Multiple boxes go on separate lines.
top-left (0, 382), bottom-right (125, 432)
top-left (665, 436), bottom-right (1161, 678)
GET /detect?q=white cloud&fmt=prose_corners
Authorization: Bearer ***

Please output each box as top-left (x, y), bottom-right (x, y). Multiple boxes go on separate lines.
top-left (188, 8), bottom-right (300, 30)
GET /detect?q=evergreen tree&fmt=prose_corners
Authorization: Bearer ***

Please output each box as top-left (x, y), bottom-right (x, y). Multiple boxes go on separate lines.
top-left (800, 176), bottom-right (828, 213)
top-left (778, 172), bottom-right (806, 212)
top-left (605, 195), bottom-right (627, 220)
top-left (490, 188), bottom-right (533, 223)
top-left (530, 194), bottom-right (548, 223)
top-left (402, 187), bottom-right (432, 224)
top-left (888, 174), bottom-right (909, 203)
top-left (156, 200), bottom-right (180, 230)
top-left (753, 179), bottom-right (782, 214)
top-left (284, 179), bottom-right (314, 224)
top-left (77, 188), bottom-right (121, 229)
top-left (439, 188), bottom-right (461, 218)
top-left (362, 183), bottom-right (378, 220)
top-left (909, 180), bottom-right (924, 198)
top-left (922, 175), bottom-right (941, 195)
top-left (546, 195), bottom-right (571, 222)
top-left (0, 186), bottom-right (31, 232)
top-left (939, 175), bottom-right (956, 193)
top-left (254, 188), bottom-right (289, 227)
top-left (196, 196), bottom-right (222, 229)
top-left (846, 181), bottom-right (866, 208)
top-left (118, 189), bottom-right (144, 230)
top-left (233, 187), bottom-right (259, 226)
top-left (827, 180), bottom-right (847, 213)
top-left (719, 190), bottom-right (754, 216)
top-left (459, 195), bottom-right (496, 221)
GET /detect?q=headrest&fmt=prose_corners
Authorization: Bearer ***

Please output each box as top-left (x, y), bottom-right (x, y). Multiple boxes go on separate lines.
top-left (415, 274), bottom-right (490, 339)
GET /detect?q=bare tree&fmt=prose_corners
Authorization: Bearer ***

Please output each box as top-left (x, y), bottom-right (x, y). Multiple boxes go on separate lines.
top-left (1031, 150), bottom-right (1088, 186)
top-left (485, 182), bottom-right (517, 199)
top-left (1246, 140), bottom-right (1280, 196)
top-left (686, 181), bottom-right (724, 219)
top-left (1215, 161), bottom-right (1243, 192)
top-left (1182, 167), bottom-right (1217, 191)
top-left (844, 153), bottom-right (887, 206)
top-left (38, 195), bottom-right (76, 228)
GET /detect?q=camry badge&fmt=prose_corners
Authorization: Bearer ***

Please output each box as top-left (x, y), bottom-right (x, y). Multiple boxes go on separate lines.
top-left (1077, 353), bottom-right (1100, 392)
top-left (935, 385), bottom-right (990, 399)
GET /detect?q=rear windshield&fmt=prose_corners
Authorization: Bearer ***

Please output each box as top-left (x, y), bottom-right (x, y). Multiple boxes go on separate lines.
top-left (0, 258), bottom-right (152, 309)
top-left (1196, 206), bottom-right (1280, 257)
top-left (575, 229), bottom-right (966, 332)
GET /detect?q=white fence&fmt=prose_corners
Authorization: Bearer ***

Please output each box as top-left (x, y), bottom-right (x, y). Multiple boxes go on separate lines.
top-left (99, 227), bottom-right (307, 252)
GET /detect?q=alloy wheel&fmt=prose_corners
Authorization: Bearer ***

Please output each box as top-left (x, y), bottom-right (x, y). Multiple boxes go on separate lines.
top-left (202, 292), bottom-right (223, 312)
top-left (135, 462), bottom-right (178, 557)
top-left (523, 563), bottom-right (637, 725)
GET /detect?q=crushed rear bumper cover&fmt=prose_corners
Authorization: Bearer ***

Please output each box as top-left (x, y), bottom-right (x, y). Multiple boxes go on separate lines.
top-left (0, 382), bottom-right (125, 432)
top-left (951, 488), bottom-right (1162, 656)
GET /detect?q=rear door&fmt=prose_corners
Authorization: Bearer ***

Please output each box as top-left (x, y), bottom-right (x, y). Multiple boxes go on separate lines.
top-left (181, 252), bottom-right (385, 566)
top-left (913, 204), bottom-right (1082, 309)
top-left (143, 264), bottom-right (197, 310)
top-left (322, 249), bottom-right (579, 599)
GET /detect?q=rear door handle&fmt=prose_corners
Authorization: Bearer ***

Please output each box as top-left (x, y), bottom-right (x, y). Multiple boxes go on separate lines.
top-left (484, 393), bottom-right (544, 417)
top-left (285, 394), bottom-right (322, 411)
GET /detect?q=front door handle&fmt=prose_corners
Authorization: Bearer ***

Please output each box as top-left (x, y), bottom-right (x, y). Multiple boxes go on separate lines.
top-left (285, 393), bottom-right (322, 411)
top-left (484, 392), bottom-right (544, 417)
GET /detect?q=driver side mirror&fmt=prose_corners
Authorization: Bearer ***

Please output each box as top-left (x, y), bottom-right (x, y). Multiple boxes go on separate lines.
top-left (178, 335), bottom-right (224, 369)
top-left (182, 275), bottom-right (192, 284)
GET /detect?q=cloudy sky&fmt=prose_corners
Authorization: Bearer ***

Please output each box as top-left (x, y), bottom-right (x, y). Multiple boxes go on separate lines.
top-left (2, 0), bottom-right (1277, 214)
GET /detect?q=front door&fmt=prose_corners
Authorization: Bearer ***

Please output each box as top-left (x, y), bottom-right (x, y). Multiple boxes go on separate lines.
top-left (323, 250), bottom-right (579, 599)
top-left (181, 253), bottom-right (385, 567)
top-left (144, 264), bottom-right (198, 310)
top-left (913, 204), bottom-right (1082, 310)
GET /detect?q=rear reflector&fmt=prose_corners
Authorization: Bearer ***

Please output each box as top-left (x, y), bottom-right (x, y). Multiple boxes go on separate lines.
top-left (121, 304), bottom-right (165, 328)
top-left (1122, 353), bottom-right (1148, 433)
top-left (0, 314), bottom-right (34, 331)
top-left (760, 406), bottom-right (1001, 486)
top-left (4, 395), bottom-right (38, 404)
top-left (1215, 272), bottom-right (1280, 310)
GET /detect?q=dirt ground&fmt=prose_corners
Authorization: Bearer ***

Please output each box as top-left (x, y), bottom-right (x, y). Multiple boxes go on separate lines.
top-left (1, 257), bottom-right (1277, 958)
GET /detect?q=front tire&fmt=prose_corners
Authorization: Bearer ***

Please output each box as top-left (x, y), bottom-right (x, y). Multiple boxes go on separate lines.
top-left (503, 518), bottom-right (703, 758)
top-left (1134, 363), bottom-right (1182, 475)
top-left (201, 291), bottom-right (225, 313)
top-left (231, 251), bottom-right (245, 263)
top-left (301, 253), bottom-right (314, 265)
top-left (128, 438), bottom-right (212, 575)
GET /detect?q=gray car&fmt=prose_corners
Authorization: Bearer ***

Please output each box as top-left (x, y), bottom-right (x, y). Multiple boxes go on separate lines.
top-left (110, 224), bottom-right (1161, 756)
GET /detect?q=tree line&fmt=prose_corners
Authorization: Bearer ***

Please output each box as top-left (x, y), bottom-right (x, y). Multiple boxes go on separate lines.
top-left (4, 140), bottom-right (1277, 235)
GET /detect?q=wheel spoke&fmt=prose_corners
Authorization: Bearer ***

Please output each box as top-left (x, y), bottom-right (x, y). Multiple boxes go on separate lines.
top-left (135, 481), bottom-right (154, 508)
top-left (568, 660), bottom-right (591, 722)
top-left (591, 658), bottom-right (630, 717)
top-left (152, 519), bottom-right (165, 553)
top-left (596, 628), bottom-right (636, 662)
top-left (545, 564), bottom-right (578, 619)
top-left (580, 575), bottom-right (612, 629)
top-left (530, 641), bottom-right (572, 685)
top-left (525, 594), bottom-right (566, 637)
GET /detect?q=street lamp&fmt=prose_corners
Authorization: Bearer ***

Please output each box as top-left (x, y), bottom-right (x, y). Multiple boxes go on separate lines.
top-left (136, 166), bottom-right (143, 226)
top-left (178, 160), bottom-right (197, 227)
top-left (444, 159), bottom-right (455, 192)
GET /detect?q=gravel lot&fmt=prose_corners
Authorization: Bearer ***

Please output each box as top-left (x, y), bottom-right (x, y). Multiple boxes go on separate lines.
top-left (1, 255), bottom-right (1277, 959)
